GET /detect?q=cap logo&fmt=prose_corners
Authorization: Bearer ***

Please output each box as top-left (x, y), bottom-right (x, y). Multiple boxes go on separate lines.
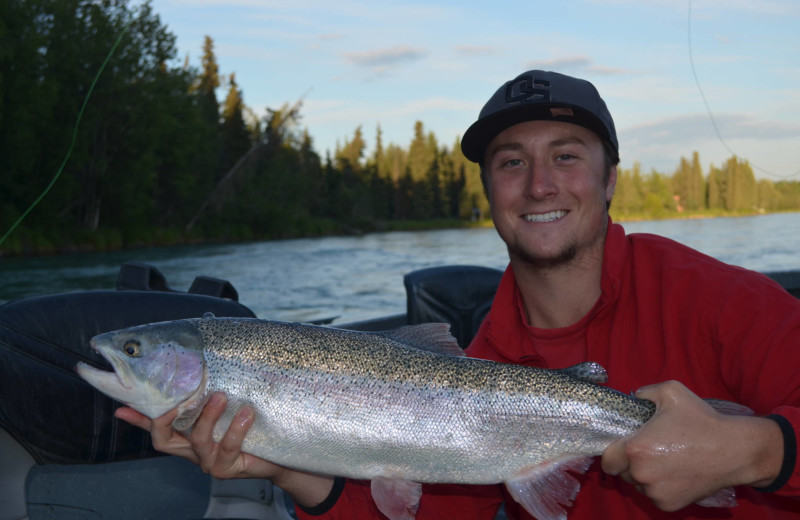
top-left (505, 75), bottom-right (551, 104)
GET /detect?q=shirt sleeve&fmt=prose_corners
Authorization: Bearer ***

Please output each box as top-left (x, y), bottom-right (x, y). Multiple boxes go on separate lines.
top-left (714, 272), bottom-right (800, 496)
top-left (294, 479), bottom-right (504, 519)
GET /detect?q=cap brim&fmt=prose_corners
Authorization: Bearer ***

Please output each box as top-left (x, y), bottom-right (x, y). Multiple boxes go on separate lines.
top-left (461, 103), bottom-right (613, 164)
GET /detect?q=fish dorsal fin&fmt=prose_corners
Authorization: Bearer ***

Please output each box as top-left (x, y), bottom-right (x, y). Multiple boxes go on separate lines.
top-left (505, 457), bottom-right (593, 520)
top-left (558, 362), bottom-right (607, 384)
top-left (383, 323), bottom-right (465, 357)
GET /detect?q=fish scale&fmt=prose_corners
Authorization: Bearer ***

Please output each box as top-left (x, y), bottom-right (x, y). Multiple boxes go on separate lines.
top-left (78, 316), bottom-right (731, 520)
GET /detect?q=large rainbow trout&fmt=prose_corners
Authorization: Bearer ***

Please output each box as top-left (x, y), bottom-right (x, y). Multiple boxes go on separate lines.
top-left (76, 315), bottom-right (736, 520)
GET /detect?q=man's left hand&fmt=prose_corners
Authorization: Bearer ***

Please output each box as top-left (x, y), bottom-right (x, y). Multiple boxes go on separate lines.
top-left (601, 380), bottom-right (783, 511)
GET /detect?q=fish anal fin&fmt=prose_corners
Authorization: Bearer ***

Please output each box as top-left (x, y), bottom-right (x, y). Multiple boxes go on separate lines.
top-left (384, 323), bottom-right (465, 357)
top-left (370, 477), bottom-right (422, 520)
top-left (696, 486), bottom-right (737, 508)
top-left (505, 457), bottom-right (593, 520)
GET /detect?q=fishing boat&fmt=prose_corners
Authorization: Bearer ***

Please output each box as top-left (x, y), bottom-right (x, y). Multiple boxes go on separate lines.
top-left (1, 261), bottom-right (798, 520)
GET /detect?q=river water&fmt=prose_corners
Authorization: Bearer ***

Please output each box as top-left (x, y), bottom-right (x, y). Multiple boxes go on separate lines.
top-left (1, 213), bottom-right (798, 324)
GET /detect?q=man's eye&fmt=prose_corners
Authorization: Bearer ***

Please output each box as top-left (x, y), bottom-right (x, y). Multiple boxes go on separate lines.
top-left (556, 153), bottom-right (576, 161)
top-left (503, 159), bottom-right (523, 168)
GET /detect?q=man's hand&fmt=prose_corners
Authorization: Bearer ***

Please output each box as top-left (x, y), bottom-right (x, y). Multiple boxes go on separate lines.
top-left (601, 380), bottom-right (783, 511)
top-left (114, 392), bottom-right (335, 507)
top-left (115, 392), bottom-right (284, 479)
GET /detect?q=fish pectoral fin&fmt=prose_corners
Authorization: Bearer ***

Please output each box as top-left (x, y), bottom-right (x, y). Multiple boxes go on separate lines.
top-left (370, 477), bottom-right (422, 520)
top-left (504, 457), bottom-right (593, 520)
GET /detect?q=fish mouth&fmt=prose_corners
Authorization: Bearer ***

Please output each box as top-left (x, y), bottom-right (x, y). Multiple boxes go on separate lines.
top-left (523, 210), bottom-right (568, 223)
top-left (76, 339), bottom-right (134, 391)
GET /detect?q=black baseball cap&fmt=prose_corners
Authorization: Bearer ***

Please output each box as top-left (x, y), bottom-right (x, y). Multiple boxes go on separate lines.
top-left (461, 70), bottom-right (618, 164)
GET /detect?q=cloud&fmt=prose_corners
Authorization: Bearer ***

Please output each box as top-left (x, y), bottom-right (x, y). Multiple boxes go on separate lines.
top-left (304, 96), bottom-right (473, 126)
top-left (523, 56), bottom-right (631, 75)
top-left (343, 45), bottom-right (429, 68)
top-left (454, 45), bottom-right (504, 57)
top-left (618, 112), bottom-right (800, 174)
top-left (625, 113), bottom-right (800, 146)
top-left (586, 0), bottom-right (798, 16)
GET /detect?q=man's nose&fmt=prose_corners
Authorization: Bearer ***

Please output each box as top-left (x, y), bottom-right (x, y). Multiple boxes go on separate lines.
top-left (525, 163), bottom-right (558, 200)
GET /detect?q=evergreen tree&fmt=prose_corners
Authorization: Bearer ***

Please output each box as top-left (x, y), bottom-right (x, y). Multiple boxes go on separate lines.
top-left (452, 135), bottom-right (487, 219)
top-left (197, 35), bottom-right (220, 121)
top-left (688, 151), bottom-right (705, 210)
top-left (192, 35), bottom-right (223, 188)
top-left (407, 121), bottom-right (438, 182)
top-left (643, 170), bottom-right (675, 218)
top-left (336, 126), bottom-right (366, 173)
top-left (757, 179), bottom-right (779, 212)
top-left (221, 73), bottom-right (252, 173)
top-left (611, 168), bottom-right (630, 215)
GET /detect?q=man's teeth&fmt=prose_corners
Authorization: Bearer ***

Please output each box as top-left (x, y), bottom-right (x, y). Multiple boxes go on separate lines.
top-left (524, 210), bottom-right (567, 223)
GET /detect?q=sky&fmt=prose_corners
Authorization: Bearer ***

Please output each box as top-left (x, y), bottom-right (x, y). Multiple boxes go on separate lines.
top-left (146, 0), bottom-right (800, 180)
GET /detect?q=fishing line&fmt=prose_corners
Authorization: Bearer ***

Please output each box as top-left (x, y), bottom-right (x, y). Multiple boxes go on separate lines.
top-left (687, 0), bottom-right (798, 179)
top-left (0, 10), bottom-right (138, 248)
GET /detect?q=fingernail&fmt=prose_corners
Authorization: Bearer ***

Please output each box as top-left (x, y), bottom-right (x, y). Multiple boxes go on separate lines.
top-left (209, 392), bottom-right (226, 407)
top-left (235, 407), bottom-right (253, 427)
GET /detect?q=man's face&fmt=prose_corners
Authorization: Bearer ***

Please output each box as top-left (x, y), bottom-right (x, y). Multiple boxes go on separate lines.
top-left (483, 120), bottom-right (617, 270)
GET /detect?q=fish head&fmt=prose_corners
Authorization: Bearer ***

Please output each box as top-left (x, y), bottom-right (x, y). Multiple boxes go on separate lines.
top-left (76, 320), bottom-right (206, 419)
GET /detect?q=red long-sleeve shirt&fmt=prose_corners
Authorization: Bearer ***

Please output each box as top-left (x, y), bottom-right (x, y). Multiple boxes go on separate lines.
top-left (297, 221), bottom-right (800, 519)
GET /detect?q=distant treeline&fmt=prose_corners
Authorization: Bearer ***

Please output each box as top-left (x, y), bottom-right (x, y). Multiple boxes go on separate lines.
top-left (2, 0), bottom-right (799, 256)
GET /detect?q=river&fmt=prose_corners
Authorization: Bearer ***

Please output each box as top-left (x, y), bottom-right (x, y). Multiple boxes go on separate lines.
top-left (1, 212), bottom-right (798, 324)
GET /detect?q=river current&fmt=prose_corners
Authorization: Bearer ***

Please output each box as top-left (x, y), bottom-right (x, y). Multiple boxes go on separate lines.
top-left (1, 213), bottom-right (798, 324)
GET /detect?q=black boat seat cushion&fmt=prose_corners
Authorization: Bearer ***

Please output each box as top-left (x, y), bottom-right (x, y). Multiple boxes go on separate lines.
top-left (404, 265), bottom-right (503, 349)
top-left (0, 290), bottom-right (255, 465)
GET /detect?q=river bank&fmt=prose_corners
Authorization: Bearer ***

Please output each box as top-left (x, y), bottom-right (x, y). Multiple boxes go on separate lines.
top-left (1, 209), bottom-right (796, 258)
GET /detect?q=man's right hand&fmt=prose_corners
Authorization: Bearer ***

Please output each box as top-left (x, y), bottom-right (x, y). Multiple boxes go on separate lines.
top-left (114, 391), bottom-right (336, 507)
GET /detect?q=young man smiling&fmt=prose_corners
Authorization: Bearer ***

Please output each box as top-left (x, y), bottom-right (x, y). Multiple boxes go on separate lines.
top-left (118, 70), bottom-right (800, 519)
top-left (482, 119), bottom-right (615, 328)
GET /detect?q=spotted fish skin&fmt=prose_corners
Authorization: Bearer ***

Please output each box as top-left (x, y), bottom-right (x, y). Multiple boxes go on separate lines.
top-left (190, 318), bottom-right (654, 484)
top-left (79, 316), bottom-right (661, 520)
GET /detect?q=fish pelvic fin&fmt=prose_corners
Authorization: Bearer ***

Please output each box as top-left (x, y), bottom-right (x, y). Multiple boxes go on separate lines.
top-left (384, 323), bottom-right (465, 357)
top-left (505, 457), bottom-right (593, 520)
top-left (370, 477), bottom-right (422, 520)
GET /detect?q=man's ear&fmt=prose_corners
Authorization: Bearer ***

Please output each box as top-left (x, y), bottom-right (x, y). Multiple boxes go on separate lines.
top-left (605, 165), bottom-right (618, 202)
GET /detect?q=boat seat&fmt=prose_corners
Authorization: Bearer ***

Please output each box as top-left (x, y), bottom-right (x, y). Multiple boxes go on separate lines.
top-left (404, 265), bottom-right (503, 349)
top-left (765, 270), bottom-right (800, 300)
top-left (0, 267), bottom-right (296, 520)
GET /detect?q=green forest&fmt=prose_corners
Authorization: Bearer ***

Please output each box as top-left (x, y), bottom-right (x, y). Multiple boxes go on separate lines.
top-left (2, 0), bottom-right (799, 257)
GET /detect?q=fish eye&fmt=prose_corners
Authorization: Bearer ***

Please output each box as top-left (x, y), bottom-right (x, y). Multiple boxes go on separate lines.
top-left (123, 340), bottom-right (141, 357)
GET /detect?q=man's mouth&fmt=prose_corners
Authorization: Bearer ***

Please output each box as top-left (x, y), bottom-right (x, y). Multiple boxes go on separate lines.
top-left (523, 210), bottom-right (567, 223)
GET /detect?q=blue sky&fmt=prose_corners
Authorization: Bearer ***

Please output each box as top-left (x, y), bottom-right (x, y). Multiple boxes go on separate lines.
top-left (147, 0), bottom-right (800, 179)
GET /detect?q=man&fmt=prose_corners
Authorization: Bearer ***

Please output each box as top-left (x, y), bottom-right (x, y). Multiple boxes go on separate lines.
top-left (118, 70), bottom-right (800, 518)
